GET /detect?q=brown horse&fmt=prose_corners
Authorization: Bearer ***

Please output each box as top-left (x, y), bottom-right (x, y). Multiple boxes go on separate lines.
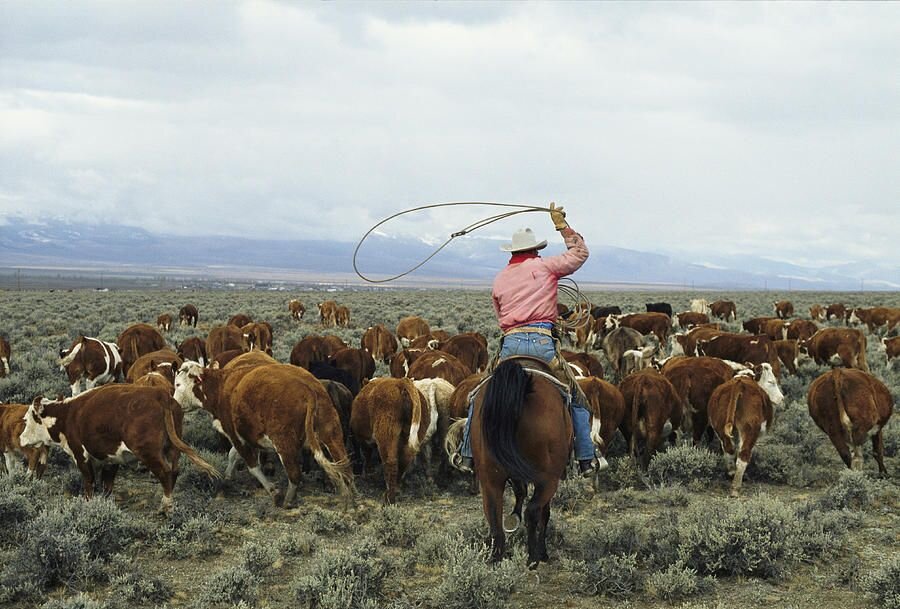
top-left (471, 359), bottom-right (572, 565)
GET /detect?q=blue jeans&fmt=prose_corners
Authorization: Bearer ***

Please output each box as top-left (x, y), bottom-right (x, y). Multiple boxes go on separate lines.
top-left (460, 330), bottom-right (596, 462)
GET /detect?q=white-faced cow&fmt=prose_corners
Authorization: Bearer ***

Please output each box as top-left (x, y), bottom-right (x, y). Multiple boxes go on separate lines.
top-left (1, 403), bottom-right (48, 477)
top-left (59, 336), bottom-right (123, 396)
top-left (156, 313), bottom-right (173, 332)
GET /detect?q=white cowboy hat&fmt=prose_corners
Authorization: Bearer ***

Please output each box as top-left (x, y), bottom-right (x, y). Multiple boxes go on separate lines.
top-left (500, 228), bottom-right (547, 253)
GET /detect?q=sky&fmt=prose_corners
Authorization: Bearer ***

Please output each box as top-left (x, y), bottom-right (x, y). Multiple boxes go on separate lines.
top-left (1, 1), bottom-right (898, 268)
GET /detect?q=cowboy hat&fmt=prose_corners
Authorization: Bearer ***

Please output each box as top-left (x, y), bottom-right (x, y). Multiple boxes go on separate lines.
top-left (500, 228), bottom-right (547, 253)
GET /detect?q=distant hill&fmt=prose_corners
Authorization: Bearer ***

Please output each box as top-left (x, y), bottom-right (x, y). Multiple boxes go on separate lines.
top-left (0, 218), bottom-right (896, 290)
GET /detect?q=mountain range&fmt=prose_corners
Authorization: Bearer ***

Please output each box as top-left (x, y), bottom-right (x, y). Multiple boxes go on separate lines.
top-left (1, 218), bottom-right (896, 291)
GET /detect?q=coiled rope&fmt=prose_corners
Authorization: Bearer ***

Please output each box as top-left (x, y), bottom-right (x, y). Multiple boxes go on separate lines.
top-left (353, 201), bottom-right (592, 331)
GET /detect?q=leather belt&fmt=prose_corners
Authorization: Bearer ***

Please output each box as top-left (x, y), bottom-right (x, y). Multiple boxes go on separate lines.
top-left (503, 325), bottom-right (553, 337)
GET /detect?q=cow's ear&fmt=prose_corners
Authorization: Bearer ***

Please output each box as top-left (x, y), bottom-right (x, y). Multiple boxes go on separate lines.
top-left (31, 396), bottom-right (44, 415)
top-left (210, 361), bottom-right (220, 370)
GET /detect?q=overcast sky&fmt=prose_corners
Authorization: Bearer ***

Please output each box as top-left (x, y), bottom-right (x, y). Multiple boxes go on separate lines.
top-left (1, 1), bottom-right (898, 267)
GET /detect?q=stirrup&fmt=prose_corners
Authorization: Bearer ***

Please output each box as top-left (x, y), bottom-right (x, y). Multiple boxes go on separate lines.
top-left (450, 453), bottom-right (474, 474)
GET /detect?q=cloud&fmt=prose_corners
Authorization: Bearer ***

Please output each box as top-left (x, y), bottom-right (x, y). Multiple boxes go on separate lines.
top-left (0, 1), bottom-right (897, 264)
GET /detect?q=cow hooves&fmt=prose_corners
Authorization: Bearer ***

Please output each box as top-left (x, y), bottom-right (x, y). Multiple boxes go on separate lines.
top-left (729, 489), bottom-right (740, 498)
top-left (272, 489), bottom-right (285, 507)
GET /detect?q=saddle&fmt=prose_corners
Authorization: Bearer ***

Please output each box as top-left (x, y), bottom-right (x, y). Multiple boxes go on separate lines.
top-left (467, 354), bottom-right (574, 407)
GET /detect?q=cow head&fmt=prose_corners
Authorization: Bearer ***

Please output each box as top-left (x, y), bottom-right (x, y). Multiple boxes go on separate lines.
top-left (848, 309), bottom-right (862, 325)
top-left (173, 361), bottom-right (206, 411)
top-left (669, 334), bottom-right (686, 356)
top-left (19, 397), bottom-right (55, 448)
top-left (753, 363), bottom-right (784, 406)
top-left (605, 315), bottom-right (621, 330)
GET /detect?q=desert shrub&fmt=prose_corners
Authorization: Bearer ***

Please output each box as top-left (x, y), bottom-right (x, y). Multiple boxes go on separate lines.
top-left (194, 565), bottom-right (258, 608)
top-left (604, 456), bottom-right (642, 490)
top-left (430, 540), bottom-right (521, 609)
top-left (175, 449), bottom-right (227, 496)
top-left (107, 556), bottom-right (172, 607)
top-left (564, 554), bottom-right (642, 598)
top-left (155, 510), bottom-right (219, 559)
top-left (0, 477), bottom-right (38, 528)
top-left (552, 477), bottom-right (593, 511)
top-left (276, 530), bottom-right (318, 557)
top-left (181, 415), bottom-right (227, 454)
top-left (292, 538), bottom-right (389, 609)
top-left (813, 469), bottom-right (875, 511)
top-left (39, 594), bottom-right (106, 609)
top-left (646, 560), bottom-right (712, 602)
top-left (793, 506), bottom-right (859, 561)
top-left (568, 513), bottom-right (679, 571)
top-left (647, 445), bottom-right (718, 487)
top-left (415, 530), bottom-right (451, 566)
top-left (882, 420), bottom-right (899, 457)
top-left (677, 495), bottom-right (801, 578)
top-left (237, 539), bottom-right (279, 576)
top-left (860, 556), bottom-right (900, 609)
top-left (371, 505), bottom-right (418, 547)
top-left (306, 505), bottom-right (350, 535)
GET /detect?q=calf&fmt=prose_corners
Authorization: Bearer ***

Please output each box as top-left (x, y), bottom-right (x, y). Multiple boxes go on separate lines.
top-left (0, 337), bottom-right (9, 378)
top-left (773, 300), bottom-right (794, 319)
top-left (601, 327), bottom-right (645, 381)
top-left (177, 337), bottom-right (207, 367)
top-left (883, 336), bottom-right (900, 364)
top-left (800, 328), bottom-right (868, 372)
top-left (809, 305), bottom-right (826, 322)
top-left (708, 376), bottom-right (775, 496)
top-left (676, 312), bottom-right (710, 330)
top-left (19, 385), bottom-right (219, 512)
top-left (396, 316), bottom-right (431, 347)
top-left (645, 302), bottom-right (673, 317)
top-left (406, 350), bottom-right (471, 386)
top-left (117, 323), bottom-right (166, 377)
top-left (774, 339), bottom-right (800, 375)
top-left (350, 377), bottom-right (431, 503)
top-left (289, 299), bottom-right (306, 321)
top-left (361, 324), bottom-right (398, 364)
top-left (206, 325), bottom-right (246, 361)
top-left (413, 377), bottom-right (456, 477)
top-left (710, 300), bottom-right (737, 321)
top-left (59, 335), bottom-right (123, 396)
top-left (179, 304), bottom-right (198, 328)
top-left (807, 368), bottom-right (892, 474)
top-left (618, 369), bottom-right (683, 469)
top-left (156, 313), bottom-right (173, 332)
top-left (577, 377), bottom-right (625, 471)
top-left (1, 404), bottom-right (47, 477)
top-left (174, 361), bottom-right (353, 507)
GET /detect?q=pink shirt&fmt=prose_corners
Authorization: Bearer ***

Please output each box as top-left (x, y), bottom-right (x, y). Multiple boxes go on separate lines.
top-left (492, 228), bottom-right (589, 331)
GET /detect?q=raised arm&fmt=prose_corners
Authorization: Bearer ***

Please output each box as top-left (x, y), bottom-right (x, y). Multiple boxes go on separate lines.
top-left (542, 203), bottom-right (589, 277)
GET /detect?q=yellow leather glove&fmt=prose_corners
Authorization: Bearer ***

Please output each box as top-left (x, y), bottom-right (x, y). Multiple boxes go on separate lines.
top-left (549, 202), bottom-right (568, 231)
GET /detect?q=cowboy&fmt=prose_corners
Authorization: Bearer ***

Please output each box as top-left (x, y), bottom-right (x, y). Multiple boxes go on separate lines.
top-left (452, 202), bottom-right (598, 477)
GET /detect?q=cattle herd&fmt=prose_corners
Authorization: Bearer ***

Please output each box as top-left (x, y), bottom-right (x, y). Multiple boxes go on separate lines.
top-left (0, 294), bottom-right (896, 515)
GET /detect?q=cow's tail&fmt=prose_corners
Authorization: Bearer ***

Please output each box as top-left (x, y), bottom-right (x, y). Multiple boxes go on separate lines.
top-left (629, 375), bottom-right (643, 460)
top-left (403, 378), bottom-right (424, 451)
top-left (481, 359), bottom-right (535, 480)
top-left (304, 387), bottom-right (353, 501)
top-left (1, 357), bottom-right (8, 375)
top-left (163, 407), bottom-right (221, 479)
top-left (723, 380), bottom-right (743, 439)
top-left (857, 334), bottom-right (869, 372)
top-left (831, 368), bottom-right (853, 441)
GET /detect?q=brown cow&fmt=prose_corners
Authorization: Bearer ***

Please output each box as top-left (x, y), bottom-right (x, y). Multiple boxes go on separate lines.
top-left (773, 300), bottom-right (794, 319)
top-left (675, 312), bottom-right (710, 330)
top-left (406, 350), bottom-right (470, 386)
top-left (213, 349), bottom-right (247, 369)
top-left (433, 333), bottom-right (489, 374)
top-left (334, 305), bottom-right (351, 328)
top-left (561, 350), bottom-right (604, 378)
top-left (59, 335), bottom-right (123, 396)
top-left (289, 299), bottom-right (306, 321)
top-left (396, 316), bottom-right (431, 347)
top-left (848, 307), bottom-right (900, 334)
top-left (0, 337), bottom-right (9, 378)
top-left (697, 333), bottom-right (781, 377)
top-left (350, 377), bottom-right (431, 503)
top-left (206, 325), bottom-right (246, 361)
top-left (708, 376), bottom-right (775, 496)
top-left (570, 314), bottom-right (597, 351)
top-left (710, 300), bottom-right (737, 321)
top-left (741, 316), bottom-right (776, 335)
top-left (761, 318), bottom-right (790, 341)
top-left (117, 323), bottom-right (166, 377)
top-left (361, 324), bottom-right (398, 364)
top-left (241, 322), bottom-right (274, 356)
top-left (800, 328), bottom-right (868, 372)
top-left (671, 325), bottom-right (724, 357)
top-left (618, 369), bottom-right (683, 469)
top-left (809, 305), bottom-right (826, 322)
top-left (156, 313), bottom-right (173, 332)
top-left (826, 303), bottom-right (848, 323)
top-left (317, 300), bottom-right (339, 327)
top-left (329, 348), bottom-right (376, 395)
top-left (607, 312), bottom-right (671, 345)
top-left (807, 368), bottom-right (892, 474)
top-left (1, 404), bottom-right (47, 477)
top-left (20, 385), bottom-right (219, 512)
top-left (662, 356), bottom-right (735, 446)
top-left (174, 361), bottom-right (353, 506)
top-left (577, 377), bottom-right (625, 471)
top-left (133, 371), bottom-right (174, 393)
top-left (883, 336), bottom-right (900, 364)
top-left (389, 348), bottom-right (428, 378)
top-left (179, 304), bottom-right (198, 328)
top-left (126, 349), bottom-right (183, 384)
top-left (228, 313), bottom-right (253, 328)
top-left (176, 337), bottom-right (207, 367)
top-left (774, 340), bottom-right (800, 375)
top-left (290, 335), bottom-right (345, 369)
top-left (787, 319), bottom-right (819, 342)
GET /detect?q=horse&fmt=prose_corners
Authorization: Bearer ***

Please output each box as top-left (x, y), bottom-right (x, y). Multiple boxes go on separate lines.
top-left (470, 358), bottom-right (572, 565)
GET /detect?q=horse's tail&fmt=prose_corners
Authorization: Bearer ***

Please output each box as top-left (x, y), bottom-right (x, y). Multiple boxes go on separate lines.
top-left (480, 359), bottom-right (535, 481)
top-left (629, 375), bottom-right (643, 460)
